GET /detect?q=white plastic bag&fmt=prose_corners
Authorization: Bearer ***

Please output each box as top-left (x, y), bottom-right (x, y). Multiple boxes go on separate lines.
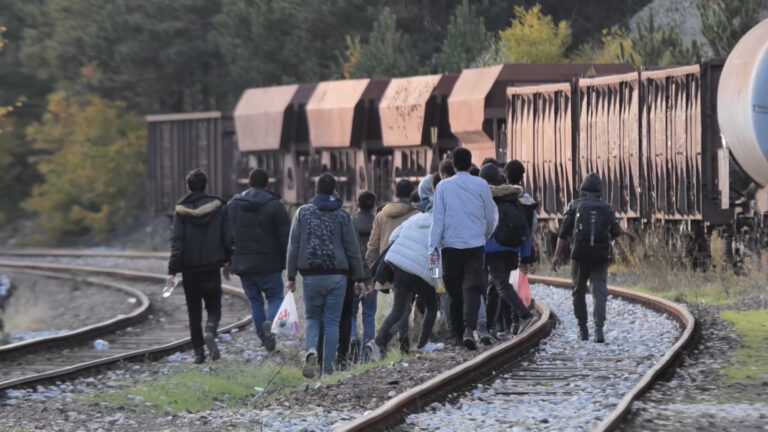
top-left (271, 292), bottom-right (299, 336)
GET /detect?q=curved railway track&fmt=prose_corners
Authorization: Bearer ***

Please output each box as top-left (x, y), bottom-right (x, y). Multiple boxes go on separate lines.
top-left (0, 259), bottom-right (251, 392)
top-left (0, 250), bottom-right (694, 431)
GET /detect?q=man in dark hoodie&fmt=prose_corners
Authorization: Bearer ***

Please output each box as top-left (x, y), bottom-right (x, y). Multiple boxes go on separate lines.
top-left (481, 162), bottom-right (537, 341)
top-left (349, 191), bottom-right (377, 360)
top-left (552, 172), bottom-right (621, 343)
top-left (286, 174), bottom-right (366, 377)
top-left (167, 169), bottom-right (233, 364)
top-left (227, 168), bottom-right (290, 352)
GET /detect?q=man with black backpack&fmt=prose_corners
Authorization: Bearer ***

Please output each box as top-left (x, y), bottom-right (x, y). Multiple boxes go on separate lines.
top-left (552, 173), bottom-right (621, 343)
top-left (481, 162), bottom-right (537, 341)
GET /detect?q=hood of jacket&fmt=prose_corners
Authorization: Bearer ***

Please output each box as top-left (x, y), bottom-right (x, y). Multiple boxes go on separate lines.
top-left (490, 184), bottom-right (523, 201)
top-left (175, 193), bottom-right (223, 225)
top-left (311, 193), bottom-right (343, 212)
top-left (382, 201), bottom-right (417, 219)
top-left (418, 174), bottom-right (433, 202)
top-left (233, 187), bottom-right (278, 212)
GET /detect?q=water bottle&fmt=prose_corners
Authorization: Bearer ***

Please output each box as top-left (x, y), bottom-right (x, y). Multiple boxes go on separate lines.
top-left (429, 250), bottom-right (440, 279)
top-left (430, 263), bottom-right (440, 279)
top-left (162, 275), bottom-right (182, 298)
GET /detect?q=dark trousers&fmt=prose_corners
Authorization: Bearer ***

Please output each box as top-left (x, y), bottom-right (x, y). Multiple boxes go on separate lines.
top-left (571, 260), bottom-right (608, 328)
top-left (485, 253), bottom-right (530, 326)
top-left (182, 270), bottom-right (222, 354)
top-left (375, 267), bottom-right (438, 349)
top-left (441, 246), bottom-right (486, 337)
top-left (486, 281), bottom-right (514, 333)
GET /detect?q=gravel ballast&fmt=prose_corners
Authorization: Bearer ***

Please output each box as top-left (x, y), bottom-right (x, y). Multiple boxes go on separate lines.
top-left (404, 284), bottom-right (682, 431)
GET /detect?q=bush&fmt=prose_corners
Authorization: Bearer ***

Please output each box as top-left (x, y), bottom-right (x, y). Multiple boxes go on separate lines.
top-left (22, 92), bottom-right (146, 244)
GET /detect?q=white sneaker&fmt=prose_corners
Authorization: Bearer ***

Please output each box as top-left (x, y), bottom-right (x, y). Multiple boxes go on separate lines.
top-left (417, 342), bottom-right (445, 353)
top-left (365, 340), bottom-right (383, 362)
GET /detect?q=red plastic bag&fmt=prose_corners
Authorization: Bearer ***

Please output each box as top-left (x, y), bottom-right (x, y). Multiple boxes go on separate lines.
top-left (509, 269), bottom-right (532, 307)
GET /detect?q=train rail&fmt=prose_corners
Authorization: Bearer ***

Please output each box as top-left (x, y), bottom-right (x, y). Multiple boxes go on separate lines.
top-left (0, 259), bottom-right (251, 392)
top-left (338, 276), bottom-right (694, 432)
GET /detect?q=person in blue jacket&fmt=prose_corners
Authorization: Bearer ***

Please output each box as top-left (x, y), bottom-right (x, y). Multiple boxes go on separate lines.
top-left (480, 161), bottom-right (537, 341)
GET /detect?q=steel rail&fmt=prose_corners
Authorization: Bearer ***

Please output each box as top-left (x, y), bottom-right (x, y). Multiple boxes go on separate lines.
top-left (337, 299), bottom-right (554, 431)
top-left (0, 268), bottom-right (151, 358)
top-left (529, 275), bottom-right (695, 432)
top-left (0, 260), bottom-right (251, 391)
top-left (0, 248), bottom-right (168, 259)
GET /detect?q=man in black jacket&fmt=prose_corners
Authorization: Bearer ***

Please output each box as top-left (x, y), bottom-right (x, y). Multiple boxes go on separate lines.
top-left (552, 172), bottom-right (621, 343)
top-left (227, 168), bottom-right (290, 352)
top-left (167, 169), bottom-right (233, 364)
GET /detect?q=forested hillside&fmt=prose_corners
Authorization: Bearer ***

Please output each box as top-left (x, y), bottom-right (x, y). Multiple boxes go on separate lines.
top-left (0, 0), bottom-right (764, 244)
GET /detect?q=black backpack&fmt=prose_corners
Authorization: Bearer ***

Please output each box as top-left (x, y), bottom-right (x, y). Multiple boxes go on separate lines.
top-left (570, 202), bottom-right (612, 264)
top-left (494, 198), bottom-right (530, 247)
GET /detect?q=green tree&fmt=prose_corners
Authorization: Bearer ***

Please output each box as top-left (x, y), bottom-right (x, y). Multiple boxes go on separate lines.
top-left (498, 5), bottom-right (571, 63)
top-left (697, 0), bottom-right (768, 57)
top-left (571, 26), bottom-right (639, 66)
top-left (351, 8), bottom-right (418, 78)
top-left (632, 14), bottom-right (701, 66)
top-left (22, 92), bottom-right (145, 244)
top-left (431, 0), bottom-right (494, 73)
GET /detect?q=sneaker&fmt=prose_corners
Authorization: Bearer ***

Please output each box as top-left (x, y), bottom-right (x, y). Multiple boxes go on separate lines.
top-left (462, 328), bottom-right (477, 351)
top-left (579, 324), bottom-right (589, 341)
top-left (477, 329), bottom-right (495, 346)
top-left (511, 321), bottom-right (520, 336)
top-left (416, 342), bottom-right (445, 353)
top-left (302, 350), bottom-right (318, 378)
top-left (261, 321), bottom-right (277, 352)
top-left (193, 353), bottom-right (205, 364)
top-left (594, 327), bottom-right (605, 343)
top-left (204, 331), bottom-right (220, 361)
top-left (495, 331), bottom-right (507, 340)
top-left (517, 315), bottom-right (536, 335)
top-left (365, 340), bottom-right (383, 362)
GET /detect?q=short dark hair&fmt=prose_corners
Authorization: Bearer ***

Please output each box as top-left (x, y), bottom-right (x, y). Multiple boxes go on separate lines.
top-left (248, 168), bottom-right (269, 188)
top-left (438, 160), bottom-right (455, 178)
top-left (395, 179), bottom-right (414, 199)
top-left (357, 190), bottom-right (376, 211)
top-left (469, 164), bottom-right (480, 176)
top-left (316, 173), bottom-right (336, 195)
top-left (432, 173), bottom-right (441, 190)
top-left (481, 157), bottom-right (500, 167)
top-left (452, 148), bottom-right (472, 171)
top-left (186, 168), bottom-right (207, 192)
top-left (504, 160), bottom-right (525, 185)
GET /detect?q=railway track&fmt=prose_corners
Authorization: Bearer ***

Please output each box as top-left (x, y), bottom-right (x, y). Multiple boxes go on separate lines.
top-left (0, 259), bottom-right (251, 392)
top-left (338, 276), bottom-right (694, 432)
top-left (0, 250), bottom-right (694, 431)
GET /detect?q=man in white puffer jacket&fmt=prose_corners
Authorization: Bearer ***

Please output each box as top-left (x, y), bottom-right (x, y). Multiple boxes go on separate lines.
top-left (366, 210), bottom-right (443, 359)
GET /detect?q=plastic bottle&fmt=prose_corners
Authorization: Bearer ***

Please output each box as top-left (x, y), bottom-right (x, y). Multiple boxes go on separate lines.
top-left (162, 275), bottom-right (182, 298)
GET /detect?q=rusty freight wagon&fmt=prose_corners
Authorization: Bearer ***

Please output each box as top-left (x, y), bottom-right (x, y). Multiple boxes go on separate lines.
top-left (145, 111), bottom-right (238, 215)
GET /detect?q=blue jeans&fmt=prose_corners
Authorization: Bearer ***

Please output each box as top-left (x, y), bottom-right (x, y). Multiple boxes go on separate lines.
top-left (303, 274), bottom-right (346, 374)
top-left (240, 273), bottom-right (284, 341)
top-left (351, 290), bottom-right (377, 344)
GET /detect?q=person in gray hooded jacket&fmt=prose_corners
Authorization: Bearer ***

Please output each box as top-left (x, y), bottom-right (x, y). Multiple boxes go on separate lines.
top-left (227, 168), bottom-right (290, 352)
top-left (286, 174), bottom-right (366, 377)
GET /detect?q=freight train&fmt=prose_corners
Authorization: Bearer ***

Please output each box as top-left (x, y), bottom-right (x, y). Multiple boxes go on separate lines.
top-left (145, 19), bottom-right (768, 267)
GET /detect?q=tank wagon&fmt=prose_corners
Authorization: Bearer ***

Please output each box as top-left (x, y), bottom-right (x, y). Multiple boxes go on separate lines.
top-left (145, 19), bottom-right (768, 265)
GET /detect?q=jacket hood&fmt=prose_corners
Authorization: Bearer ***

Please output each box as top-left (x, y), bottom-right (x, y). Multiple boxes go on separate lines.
top-left (311, 193), bottom-right (343, 211)
top-left (418, 174), bottom-right (434, 201)
top-left (233, 188), bottom-right (277, 211)
top-left (581, 173), bottom-right (602, 194)
top-left (382, 201), bottom-right (417, 219)
top-left (175, 193), bottom-right (223, 224)
top-left (490, 184), bottom-right (523, 200)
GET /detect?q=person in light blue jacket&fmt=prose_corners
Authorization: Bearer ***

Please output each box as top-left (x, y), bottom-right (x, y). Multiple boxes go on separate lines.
top-left (366, 209), bottom-right (443, 359)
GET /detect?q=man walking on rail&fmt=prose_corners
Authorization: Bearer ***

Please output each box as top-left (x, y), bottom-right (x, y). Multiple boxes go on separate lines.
top-left (227, 168), bottom-right (290, 352)
top-left (552, 172), bottom-right (621, 343)
top-left (429, 148), bottom-right (498, 350)
top-left (286, 173), bottom-right (367, 377)
top-left (167, 169), bottom-right (233, 364)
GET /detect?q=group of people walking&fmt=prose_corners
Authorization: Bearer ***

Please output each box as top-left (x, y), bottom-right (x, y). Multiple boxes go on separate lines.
top-left (167, 147), bottom-right (621, 376)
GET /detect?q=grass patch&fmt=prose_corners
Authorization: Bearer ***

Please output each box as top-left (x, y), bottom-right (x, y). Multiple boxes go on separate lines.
top-left (720, 309), bottom-right (768, 383)
top-left (90, 351), bottom-right (409, 414)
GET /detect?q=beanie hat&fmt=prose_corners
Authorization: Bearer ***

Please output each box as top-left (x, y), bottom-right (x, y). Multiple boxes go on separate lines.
top-left (580, 172), bottom-right (602, 193)
top-left (480, 163), bottom-right (504, 186)
top-left (395, 179), bottom-right (415, 199)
